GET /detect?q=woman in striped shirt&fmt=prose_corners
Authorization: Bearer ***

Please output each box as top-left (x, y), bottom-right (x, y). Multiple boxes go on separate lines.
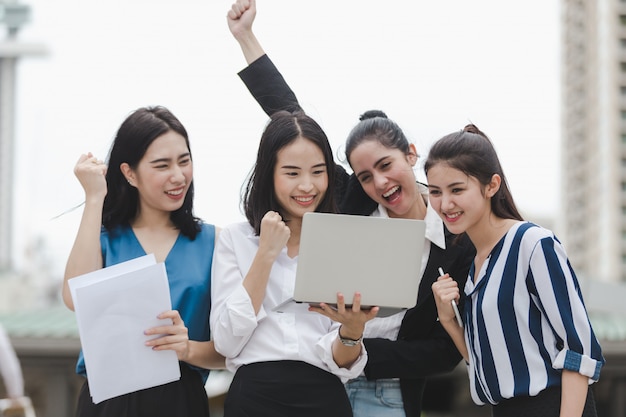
top-left (426, 124), bottom-right (604, 417)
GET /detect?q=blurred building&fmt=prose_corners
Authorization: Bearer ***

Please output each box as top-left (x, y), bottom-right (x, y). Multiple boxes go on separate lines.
top-left (0, 1), bottom-right (45, 276)
top-left (0, 1), bottom-right (50, 315)
top-left (561, 1), bottom-right (626, 415)
top-left (560, 0), bottom-right (626, 283)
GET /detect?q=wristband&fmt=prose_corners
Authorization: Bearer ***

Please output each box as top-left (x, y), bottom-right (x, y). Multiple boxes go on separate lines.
top-left (338, 326), bottom-right (363, 347)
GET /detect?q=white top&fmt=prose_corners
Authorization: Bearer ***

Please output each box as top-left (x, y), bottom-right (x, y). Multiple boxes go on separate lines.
top-left (210, 221), bottom-right (367, 382)
top-left (363, 185), bottom-right (446, 341)
top-left (0, 324), bottom-right (24, 399)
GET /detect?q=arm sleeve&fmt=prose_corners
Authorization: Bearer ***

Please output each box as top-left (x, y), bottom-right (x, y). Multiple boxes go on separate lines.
top-left (209, 228), bottom-right (267, 358)
top-left (316, 325), bottom-right (369, 383)
top-left (238, 54), bottom-right (302, 116)
top-left (238, 54), bottom-right (378, 215)
top-left (338, 174), bottom-right (378, 216)
top-left (363, 322), bottom-right (462, 379)
top-left (530, 236), bottom-right (604, 381)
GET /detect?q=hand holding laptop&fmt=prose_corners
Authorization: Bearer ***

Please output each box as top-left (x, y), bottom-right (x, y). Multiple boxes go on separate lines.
top-left (274, 213), bottom-right (426, 318)
top-left (308, 291), bottom-right (379, 327)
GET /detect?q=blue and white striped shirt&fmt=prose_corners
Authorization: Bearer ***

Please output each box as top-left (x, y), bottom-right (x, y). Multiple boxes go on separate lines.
top-left (463, 222), bottom-right (604, 405)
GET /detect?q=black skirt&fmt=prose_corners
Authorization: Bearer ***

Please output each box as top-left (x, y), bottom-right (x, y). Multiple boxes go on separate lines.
top-left (492, 385), bottom-right (597, 417)
top-left (224, 360), bottom-right (353, 417)
top-left (75, 362), bottom-right (210, 417)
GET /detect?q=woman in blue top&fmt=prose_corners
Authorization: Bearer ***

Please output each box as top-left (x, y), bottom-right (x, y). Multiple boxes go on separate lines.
top-left (428, 124), bottom-right (604, 417)
top-left (61, 106), bottom-right (224, 417)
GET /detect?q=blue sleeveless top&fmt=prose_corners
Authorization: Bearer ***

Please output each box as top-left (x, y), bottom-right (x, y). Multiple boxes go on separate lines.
top-left (75, 222), bottom-right (216, 383)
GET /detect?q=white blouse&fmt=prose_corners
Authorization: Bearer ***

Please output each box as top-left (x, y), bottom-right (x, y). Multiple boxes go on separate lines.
top-left (210, 221), bottom-right (367, 382)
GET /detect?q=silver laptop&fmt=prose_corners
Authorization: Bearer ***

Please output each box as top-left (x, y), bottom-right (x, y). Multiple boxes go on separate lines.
top-left (275, 212), bottom-right (426, 317)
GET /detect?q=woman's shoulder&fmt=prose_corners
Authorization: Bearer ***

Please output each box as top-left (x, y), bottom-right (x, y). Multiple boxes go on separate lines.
top-left (191, 221), bottom-right (217, 242)
top-left (196, 221), bottom-right (216, 233)
top-left (220, 221), bottom-right (255, 237)
top-left (189, 221), bottom-right (252, 245)
top-left (507, 222), bottom-right (563, 258)
top-left (513, 221), bottom-right (554, 241)
top-left (100, 224), bottom-right (131, 241)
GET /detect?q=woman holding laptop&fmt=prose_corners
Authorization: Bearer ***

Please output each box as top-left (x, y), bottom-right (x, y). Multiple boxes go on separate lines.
top-left (225, 2), bottom-right (475, 416)
top-left (209, 110), bottom-right (378, 417)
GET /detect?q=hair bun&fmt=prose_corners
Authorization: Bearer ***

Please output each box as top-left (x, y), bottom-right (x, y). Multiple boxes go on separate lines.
top-left (359, 110), bottom-right (388, 121)
top-left (463, 123), bottom-right (489, 139)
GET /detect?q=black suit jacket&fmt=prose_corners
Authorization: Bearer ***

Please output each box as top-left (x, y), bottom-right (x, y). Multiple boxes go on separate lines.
top-left (238, 54), bottom-right (475, 417)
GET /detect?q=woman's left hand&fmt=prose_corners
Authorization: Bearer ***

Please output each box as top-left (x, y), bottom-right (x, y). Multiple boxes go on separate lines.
top-left (432, 275), bottom-right (461, 326)
top-left (309, 292), bottom-right (378, 339)
top-left (144, 310), bottom-right (190, 361)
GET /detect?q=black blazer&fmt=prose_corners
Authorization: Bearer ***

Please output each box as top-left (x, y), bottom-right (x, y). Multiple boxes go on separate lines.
top-left (238, 54), bottom-right (475, 417)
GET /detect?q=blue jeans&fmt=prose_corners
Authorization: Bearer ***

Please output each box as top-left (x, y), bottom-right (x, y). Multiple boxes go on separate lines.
top-left (345, 376), bottom-right (405, 417)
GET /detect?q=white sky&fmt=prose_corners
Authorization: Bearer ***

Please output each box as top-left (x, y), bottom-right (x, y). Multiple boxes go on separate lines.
top-left (10, 0), bottom-right (561, 276)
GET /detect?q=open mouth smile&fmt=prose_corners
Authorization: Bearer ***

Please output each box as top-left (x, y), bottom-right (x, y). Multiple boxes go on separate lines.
top-left (382, 185), bottom-right (401, 203)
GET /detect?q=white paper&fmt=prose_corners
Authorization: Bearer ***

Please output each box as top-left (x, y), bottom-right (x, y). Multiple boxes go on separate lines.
top-left (68, 254), bottom-right (181, 403)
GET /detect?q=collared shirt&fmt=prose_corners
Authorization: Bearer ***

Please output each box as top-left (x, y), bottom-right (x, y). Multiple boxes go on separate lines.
top-left (464, 221), bottom-right (604, 405)
top-left (210, 221), bottom-right (367, 383)
top-left (364, 184), bottom-right (446, 341)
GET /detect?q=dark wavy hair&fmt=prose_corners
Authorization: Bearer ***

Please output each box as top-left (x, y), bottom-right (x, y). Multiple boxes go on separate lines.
top-left (103, 106), bottom-right (201, 239)
top-left (423, 124), bottom-right (523, 221)
top-left (344, 110), bottom-right (412, 166)
top-left (243, 110), bottom-right (337, 234)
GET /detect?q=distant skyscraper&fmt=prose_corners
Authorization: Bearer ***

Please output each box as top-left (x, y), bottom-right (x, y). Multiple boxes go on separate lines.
top-left (561, 0), bottom-right (624, 282)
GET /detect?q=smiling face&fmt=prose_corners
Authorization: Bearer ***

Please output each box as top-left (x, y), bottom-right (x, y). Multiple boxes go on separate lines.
top-left (121, 130), bottom-right (192, 218)
top-left (273, 136), bottom-right (328, 222)
top-left (349, 139), bottom-right (420, 218)
top-left (426, 162), bottom-right (498, 237)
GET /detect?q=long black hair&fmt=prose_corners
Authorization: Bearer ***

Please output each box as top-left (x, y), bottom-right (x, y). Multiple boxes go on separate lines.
top-left (243, 110), bottom-right (337, 234)
top-left (103, 106), bottom-right (201, 239)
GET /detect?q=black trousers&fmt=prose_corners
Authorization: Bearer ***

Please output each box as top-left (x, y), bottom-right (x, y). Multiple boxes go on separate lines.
top-left (492, 385), bottom-right (597, 417)
top-left (75, 362), bottom-right (210, 417)
top-left (224, 360), bottom-right (353, 417)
